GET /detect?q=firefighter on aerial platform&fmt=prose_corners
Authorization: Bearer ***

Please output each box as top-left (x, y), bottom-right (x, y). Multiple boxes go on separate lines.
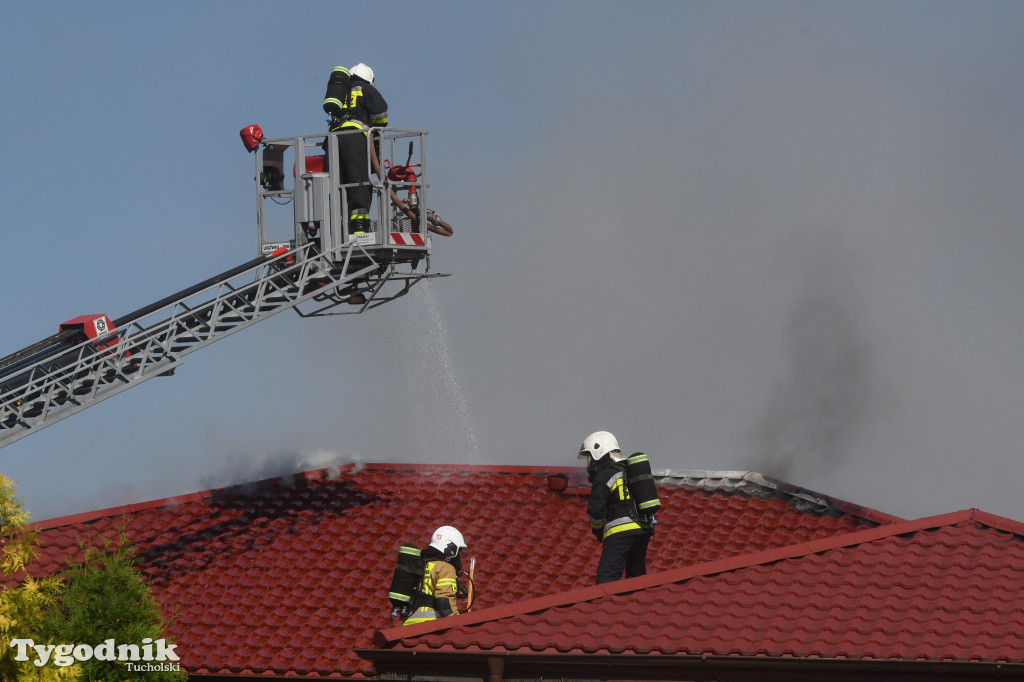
top-left (578, 431), bottom-right (655, 584)
top-left (322, 62), bottom-right (389, 235)
top-left (402, 526), bottom-right (467, 625)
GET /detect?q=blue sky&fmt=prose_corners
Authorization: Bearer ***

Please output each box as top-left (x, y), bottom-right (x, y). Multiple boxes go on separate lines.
top-left (2, 1), bottom-right (1023, 523)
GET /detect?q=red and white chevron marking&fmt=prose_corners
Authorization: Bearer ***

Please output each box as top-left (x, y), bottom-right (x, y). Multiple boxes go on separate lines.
top-left (389, 233), bottom-right (426, 246)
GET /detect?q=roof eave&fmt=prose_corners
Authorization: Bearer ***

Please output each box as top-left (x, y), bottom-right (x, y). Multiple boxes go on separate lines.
top-left (357, 649), bottom-right (1024, 681)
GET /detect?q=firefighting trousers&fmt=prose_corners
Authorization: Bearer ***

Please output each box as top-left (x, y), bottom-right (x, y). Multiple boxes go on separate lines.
top-left (338, 131), bottom-right (371, 215)
top-left (596, 532), bottom-right (650, 584)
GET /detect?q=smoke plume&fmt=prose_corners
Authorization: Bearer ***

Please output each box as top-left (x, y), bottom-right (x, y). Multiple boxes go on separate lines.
top-left (746, 233), bottom-right (876, 481)
top-left (198, 448), bottom-right (361, 490)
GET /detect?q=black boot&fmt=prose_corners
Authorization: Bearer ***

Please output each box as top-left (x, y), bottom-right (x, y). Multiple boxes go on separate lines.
top-left (349, 209), bottom-right (370, 235)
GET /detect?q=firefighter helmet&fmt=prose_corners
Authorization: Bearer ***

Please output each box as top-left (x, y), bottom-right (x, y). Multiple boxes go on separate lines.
top-left (351, 62), bottom-right (375, 85)
top-left (578, 431), bottom-right (624, 462)
top-left (429, 526), bottom-right (466, 560)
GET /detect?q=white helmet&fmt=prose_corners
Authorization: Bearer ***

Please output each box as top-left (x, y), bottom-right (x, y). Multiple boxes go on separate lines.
top-left (350, 62), bottom-right (375, 85)
top-left (578, 431), bottom-right (624, 462)
top-left (429, 526), bottom-right (466, 560)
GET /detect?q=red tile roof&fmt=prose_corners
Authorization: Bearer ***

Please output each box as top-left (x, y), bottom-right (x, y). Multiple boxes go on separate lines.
top-left (21, 463), bottom-right (893, 678)
top-left (366, 509), bottom-right (1024, 680)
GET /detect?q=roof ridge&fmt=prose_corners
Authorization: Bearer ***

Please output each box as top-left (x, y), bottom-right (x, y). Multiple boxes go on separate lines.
top-left (29, 462), bottom-right (902, 532)
top-left (653, 469), bottom-right (903, 525)
top-left (375, 509), bottom-right (983, 644)
top-left (29, 491), bottom-right (214, 531)
top-left (360, 462), bottom-right (581, 474)
top-left (28, 462), bottom-right (584, 529)
top-left (968, 508), bottom-right (1024, 535)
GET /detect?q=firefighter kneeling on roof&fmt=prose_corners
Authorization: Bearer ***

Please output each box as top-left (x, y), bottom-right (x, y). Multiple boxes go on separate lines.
top-left (389, 526), bottom-right (467, 625)
top-left (579, 431), bottom-right (661, 584)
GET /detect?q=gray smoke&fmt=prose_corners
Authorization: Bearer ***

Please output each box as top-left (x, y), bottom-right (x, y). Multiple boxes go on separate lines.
top-left (198, 448), bottom-right (361, 490)
top-left (746, 233), bottom-right (877, 480)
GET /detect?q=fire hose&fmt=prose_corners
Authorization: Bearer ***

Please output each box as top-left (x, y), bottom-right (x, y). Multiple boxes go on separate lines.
top-left (457, 557), bottom-right (477, 612)
top-left (380, 142), bottom-right (454, 237)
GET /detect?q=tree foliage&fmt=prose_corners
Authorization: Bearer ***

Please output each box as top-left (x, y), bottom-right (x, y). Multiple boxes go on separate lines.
top-left (2, 474), bottom-right (185, 681)
top-left (39, 527), bottom-right (186, 682)
top-left (0, 473), bottom-right (78, 681)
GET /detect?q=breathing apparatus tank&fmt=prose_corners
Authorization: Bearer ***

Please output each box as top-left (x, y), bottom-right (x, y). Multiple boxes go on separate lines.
top-left (387, 544), bottom-right (423, 617)
top-left (624, 452), bottom-right (661, 518)
top-left (323, 66), bottom-right (352, 122)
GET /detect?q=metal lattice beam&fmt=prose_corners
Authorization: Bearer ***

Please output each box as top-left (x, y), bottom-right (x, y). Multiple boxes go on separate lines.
top-left (0, 241), bottom-right (444, 449)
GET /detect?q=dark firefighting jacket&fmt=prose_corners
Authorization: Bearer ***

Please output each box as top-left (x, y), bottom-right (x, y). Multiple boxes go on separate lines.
top-left (587, 458), bottom-right (645, 541)
top-left (328, 75), bottom-right (388, 133)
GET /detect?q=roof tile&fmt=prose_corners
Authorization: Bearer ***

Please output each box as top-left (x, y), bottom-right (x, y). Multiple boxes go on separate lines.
top-left (370, 510), bottom-right (1024, 673)
top-left (16, 464), bottom-right (888, 678)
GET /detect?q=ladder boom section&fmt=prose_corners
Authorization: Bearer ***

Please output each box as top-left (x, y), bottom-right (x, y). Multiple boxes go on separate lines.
top-left (0, 126), bottom-right (452, 451)
top-left (0, 329), bottom-right (80, 380)
top-left (0, 240), bottom-right (432, 450)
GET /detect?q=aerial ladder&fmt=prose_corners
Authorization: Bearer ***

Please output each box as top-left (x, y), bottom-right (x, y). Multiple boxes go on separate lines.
top-left (0, 125), bottom-right (452, 450)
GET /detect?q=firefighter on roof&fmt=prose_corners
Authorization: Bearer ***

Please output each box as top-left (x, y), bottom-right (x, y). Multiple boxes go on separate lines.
top-left (402, 526), bottom-right (467, 625)
top-left (578, 430), bottom-right (658, 584)
top-left (322, 62), bottom-right (389, 235)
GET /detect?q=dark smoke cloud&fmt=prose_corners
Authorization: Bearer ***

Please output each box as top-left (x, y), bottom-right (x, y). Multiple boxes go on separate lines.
top-left (746, 232), bottom-right (879, 480)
